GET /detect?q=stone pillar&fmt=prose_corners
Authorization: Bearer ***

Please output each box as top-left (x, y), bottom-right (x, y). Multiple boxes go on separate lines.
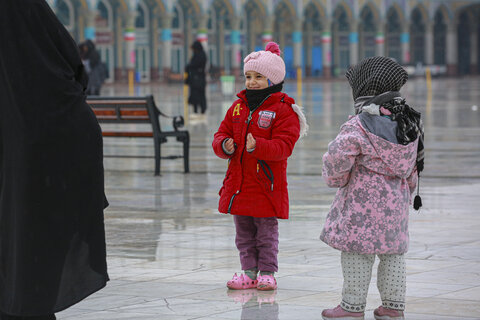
top-left (322, 25), bottom-right (332, 79)
top-left (124, 11), bottom-right (137, 79)
top-left (293, 21), bottom-right (302, 70)
top-left (446, 24), bottom-right (458, 76)
top-left (425, 21), bottom-right (434, 65)
top-left (470, 23), bottom-right (478, 74)
top-left (84, 0), bottom-right (99, 40)
top-left (305, 22), bottom-right (313, 76)
top-left (375, 31), bottom-right (385, 56)
top-left (350, 23), bottom-right (358, 66)
top-left (196, 14), bottom-right (208, 53)
top-left (401, 29), bottom-right (410, 64)
top-left (114, 12), bottom-right (124, 81)
top-left (161, 14), bottom-right (173, 82)
top-left (263, 16), bottom-right (274, 46)
top-left (151, 10), bottom-right (160, 81)
top-left (231, 17), bottom-right (242, 77)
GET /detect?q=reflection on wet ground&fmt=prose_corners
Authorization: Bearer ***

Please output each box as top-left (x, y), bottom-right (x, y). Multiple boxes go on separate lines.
top-left (58, 77), bottom-right (480, 319)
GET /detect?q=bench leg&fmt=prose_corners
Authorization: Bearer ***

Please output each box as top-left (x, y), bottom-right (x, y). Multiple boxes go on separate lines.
top-left (183, 133), bottom-right (190, 173)
top-left (154, 139), bottom-right (161, 176)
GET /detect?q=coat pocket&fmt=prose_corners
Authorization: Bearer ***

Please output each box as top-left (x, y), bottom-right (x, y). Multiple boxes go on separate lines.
top-left (257, 160), bottom-right (274, 192)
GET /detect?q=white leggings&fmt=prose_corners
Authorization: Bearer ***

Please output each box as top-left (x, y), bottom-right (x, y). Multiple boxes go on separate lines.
top-left (340, 251), bottom-right (406, 313)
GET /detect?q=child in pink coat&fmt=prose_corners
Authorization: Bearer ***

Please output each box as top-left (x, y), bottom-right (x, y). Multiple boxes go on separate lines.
top-left (320, 57), bottom-right (424, 320)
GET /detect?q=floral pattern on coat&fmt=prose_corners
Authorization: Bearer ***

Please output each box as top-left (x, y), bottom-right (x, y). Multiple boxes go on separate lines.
top-left (320, 116), bottom-right (418, 254)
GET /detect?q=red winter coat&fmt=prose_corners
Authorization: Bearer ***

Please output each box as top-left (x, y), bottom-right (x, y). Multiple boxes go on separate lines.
top-left (212, 90), bottom-right (301, 219)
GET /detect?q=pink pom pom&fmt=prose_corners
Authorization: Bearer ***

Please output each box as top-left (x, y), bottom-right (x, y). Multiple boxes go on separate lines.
top-left (265, 42), bottom-right (281, 56)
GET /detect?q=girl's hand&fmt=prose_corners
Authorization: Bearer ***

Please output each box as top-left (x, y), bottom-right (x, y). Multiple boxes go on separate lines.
top-left (246, 133), bottom-right (256, 150)
top-left (224, 138), bottom-right (235, 153)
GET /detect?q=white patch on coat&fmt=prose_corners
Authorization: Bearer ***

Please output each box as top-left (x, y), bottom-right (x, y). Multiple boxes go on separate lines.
top-left (291, 104), bottom-right (309, 138)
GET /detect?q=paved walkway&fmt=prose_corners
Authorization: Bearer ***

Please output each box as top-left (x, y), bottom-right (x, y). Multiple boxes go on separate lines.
top-left (57, 77), bottom-right (480, 319)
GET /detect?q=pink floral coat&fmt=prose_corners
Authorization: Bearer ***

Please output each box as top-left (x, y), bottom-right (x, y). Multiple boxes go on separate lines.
top-left (320, 116), bottom-right (418, 254)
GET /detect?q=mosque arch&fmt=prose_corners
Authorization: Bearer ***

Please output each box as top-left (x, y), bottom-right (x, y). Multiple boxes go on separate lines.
top-left (95, 0), bottom-right (113, 29)
top-left (303, 1), bottom-right (325, 77)
top-left (433, 5), bottom-right (448, 65)
top-left (358, 3), bottom-right (379, 60)
top-left (457, 9), bottom-right (473, 75)
top-left (170, 0), bottom-right (200, 74)
top-left (331, 2), bottom-right (351, 76)
top-left (410, 5), bottom-right (427, 65)
top-left (208, 0), bottom-right (234, 73)
top-left (385, 4), bottom-right (403, 62)
top-left (57, 0), bottom-right (75, 30)
top-left (274, 1), bottom-right (296, 78)
top-left (242, 0), bottom-right (266, 55)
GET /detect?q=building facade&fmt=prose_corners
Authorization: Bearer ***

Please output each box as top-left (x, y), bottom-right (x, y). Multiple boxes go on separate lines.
top-left (46, 0), bottom-right (480, 82)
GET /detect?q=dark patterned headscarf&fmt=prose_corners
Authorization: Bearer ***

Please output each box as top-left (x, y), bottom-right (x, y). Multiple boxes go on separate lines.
top-left (346, 56), bottom-right (408, 100)
top-left (346, 56), bottom-right (424, 209)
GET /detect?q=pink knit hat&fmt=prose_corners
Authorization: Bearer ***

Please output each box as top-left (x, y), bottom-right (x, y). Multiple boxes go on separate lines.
top-left (243, 42), bottom-right (286, 84)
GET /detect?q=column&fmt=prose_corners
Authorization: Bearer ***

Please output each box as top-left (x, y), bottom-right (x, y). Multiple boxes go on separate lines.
top-left (376, 30), bottom-right (385, 56)
top-left (401, 28), bottom-right (410, 64)
top-left (263, 16), bottom-right (274, 46)
top-left (196, 14), bottom-right (208, 53)
top-left (470, 23), bottom-right (478, 74)
top-left (293, 21), bottom-right (302, 70)
top-left (425, 21), bottom-right (434, 65)
top-left (231, 16), bottom-right (242, 77)
top-left (151, 10), bottom-right (160, 81)
top-left (84, 0), bottom-right (99, 40)
top-left (446, 24), bottom-right (457, 76)
top-left (124, 11), bottom-right (136, 81)
top-left (322, 23), bottom-right (332, 79)
top-left (305, 22), bottom-right (312, 76)
top-left (350, 23), bottom-right (358, 66)
top-left (161, 13), bottom-right (173, 82)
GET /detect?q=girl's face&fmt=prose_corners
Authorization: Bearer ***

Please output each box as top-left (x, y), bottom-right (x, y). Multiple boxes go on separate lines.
top-left (245, 71), bottom-right (269, 90)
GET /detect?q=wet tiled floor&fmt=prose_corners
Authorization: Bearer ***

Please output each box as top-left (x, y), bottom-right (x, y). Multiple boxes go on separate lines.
top-left (57, 77), bottom-right (480, 319)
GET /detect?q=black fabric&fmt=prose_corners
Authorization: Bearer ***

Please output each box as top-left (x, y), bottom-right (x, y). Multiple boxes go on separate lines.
top-left (0, 0), bottom-right (108, 316)
top-left (186, 41), bottom-right (207, 113)
top-left (245, 82), bottom-right (283, 110)
top-left (354, 91), bottom-right (425, 173)
top-left (345, 56), bottom-right (408, 100)
top-left (0, 313), bottom-right (55, 320)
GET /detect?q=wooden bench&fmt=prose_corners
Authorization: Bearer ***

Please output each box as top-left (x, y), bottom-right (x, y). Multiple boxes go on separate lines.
top-left (86, 95), bottom-right (189, 175)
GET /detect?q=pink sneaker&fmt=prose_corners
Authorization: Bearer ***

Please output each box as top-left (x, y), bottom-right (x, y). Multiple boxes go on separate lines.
top-left (226, 273), bottom-right (257, 290)
top-left (257, 274), bottom-right (277, 291)
top-left (322, 305), bottom-right (365, 320)
top-left (374, 306), bottom-right (404, 320)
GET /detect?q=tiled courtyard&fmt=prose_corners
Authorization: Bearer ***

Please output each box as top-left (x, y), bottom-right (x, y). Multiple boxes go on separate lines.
top-left (57, 76), bottom-right (480, 319)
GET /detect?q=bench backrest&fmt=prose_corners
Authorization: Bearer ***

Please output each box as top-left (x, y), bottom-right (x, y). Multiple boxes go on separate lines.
top-left (87, 95), bottom-right (162, 133)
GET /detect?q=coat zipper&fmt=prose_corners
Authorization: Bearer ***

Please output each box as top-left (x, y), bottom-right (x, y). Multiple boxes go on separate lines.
top-left (258, 160), bottom-right (274, 191)
top-left (227, 94), bottom-right (272, 213)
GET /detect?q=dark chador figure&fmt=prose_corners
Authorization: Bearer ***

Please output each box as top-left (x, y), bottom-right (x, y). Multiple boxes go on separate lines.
top-left (185, 40), bottom-right (208, 114)
top-left (0, 1), bottom-right (109, 319)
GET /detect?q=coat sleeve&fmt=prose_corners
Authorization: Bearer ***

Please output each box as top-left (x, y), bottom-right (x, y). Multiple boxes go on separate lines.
top-left (213, 104), bottom-right (236, 159)
top-left (322, 121), bottom-right (362, 188)
top-left (250, 107), bottom-right (300, 161)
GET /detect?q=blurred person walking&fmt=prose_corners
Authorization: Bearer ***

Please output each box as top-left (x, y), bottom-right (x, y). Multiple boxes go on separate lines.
top-left (0, 1), bottom-right (109, 319)
top-left (79, 39), bottom-right (107, 96)
top-left (185, 40), bottom-right (207, 114)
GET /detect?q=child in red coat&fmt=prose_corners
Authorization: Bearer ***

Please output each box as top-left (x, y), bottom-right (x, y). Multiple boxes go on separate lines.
top-left (212, 42), bottom-right (308, 291)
